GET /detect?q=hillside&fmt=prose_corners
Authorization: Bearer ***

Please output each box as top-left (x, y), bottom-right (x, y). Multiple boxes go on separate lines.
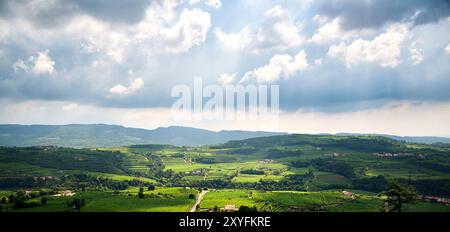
top-left (1, 134), bottom-right (450, 212)
top-left (0, 124), bottom-right (286, 147)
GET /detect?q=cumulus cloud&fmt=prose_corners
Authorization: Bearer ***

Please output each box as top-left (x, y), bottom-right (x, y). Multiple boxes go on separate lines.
top-left (205, 0), bottom-right (221, 8)
top-left (309, 15), bottom-right (379, 46)
top-left (217, 73), bottom-right (237, 85)
top-left (33, 50), bottom-right (56, 74)
top-left (134, 4), bottom-right (212, 55)
top-left (215, 5), bottom-right (303, 53)
top-left (446, 43), bottom-right (450, 54)
top-left (240, 50), bottom-right (309, 83)
top-left (3, 1), bottom-right (212, 65)
top-left (74, 16), bottom-right (130, 63)
top-left (327, 24), bottom-right (410, 68)
top-left (409, 41), bottom-right (424, 65)
top-left (74, 5), bottom-right (211, 61)
top-left (109, 78), bottom-right (144, 96)
top-left (310, 18), bottom-right (346, 44)
top-left (12, 50), bottom-right (55, 74)
top-left (190, 0), bottom-right (221, 9)
top-left (160, 8), bottom-right (211, 53)
top-left (12, 59), bottom-right (29, 73)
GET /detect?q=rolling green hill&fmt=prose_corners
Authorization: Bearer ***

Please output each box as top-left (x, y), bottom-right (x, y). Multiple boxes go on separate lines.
top-left (0, 133), bottom-right (449, 212)
top-left (0, 124), bottom-right (285, 147)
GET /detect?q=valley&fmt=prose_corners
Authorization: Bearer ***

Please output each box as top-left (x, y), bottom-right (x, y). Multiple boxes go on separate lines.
top-left (0, 134), bottom-right (449, 212)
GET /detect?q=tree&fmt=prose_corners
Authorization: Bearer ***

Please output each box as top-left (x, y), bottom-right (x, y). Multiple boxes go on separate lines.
top-left (67, 198), bottom-right (86, 211)
top-left (13, 199), bottom-right (26, 208)
top-left (0, 197), bottom-right (7, 204)
top-left (137, 187), bottom-right (145, 199)
top-left (188, 194), bottom-right (195, 199)
top-left (213, 205), bottom-right (219, 212)
top-left (8, 194), bottom-right (14, 203)
top-left (238, 205), bottom-right (258, 212)
top-left (147, 185), bottom-right (155, 191)
top-left (41, 197), bottom-right (48, 206)
top-left (385, 182), bottom-right (419, 212)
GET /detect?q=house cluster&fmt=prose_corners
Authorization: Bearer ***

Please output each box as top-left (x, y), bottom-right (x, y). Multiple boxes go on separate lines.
top-left (37, 145), bottom-right (58, 150)
top-left (342, 191), bottom-right (355, 198)
top-left (53, 190), bottom-right (75, 197)
top-left (221, 205), bottom-right (238, 212)
top-left (183, 157), bottom-right (193, 164)
top-left (373, 152), bottom-right (425, 158)
top-left (184, 169), bottom-right (206, 176)
top-left (423, 196), bottom-right (450, 205)
top-left (326, 152), bottom-right (347, 157)
top-left (36, 176), bottom-right (55, 181)
top-left (259, 159), bottom-right (274, 164)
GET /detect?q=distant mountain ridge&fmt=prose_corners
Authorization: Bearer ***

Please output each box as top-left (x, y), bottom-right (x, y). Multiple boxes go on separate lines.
top-left (335, 133), bottom-right (450, 144)
top-left (0, 124), bottom-right (286, 147)
top-left (0, 124), bottom-right (448, 148)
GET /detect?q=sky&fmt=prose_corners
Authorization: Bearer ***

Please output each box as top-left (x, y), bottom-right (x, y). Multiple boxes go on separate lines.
top-left (0, 0), bottom-right (450, 136)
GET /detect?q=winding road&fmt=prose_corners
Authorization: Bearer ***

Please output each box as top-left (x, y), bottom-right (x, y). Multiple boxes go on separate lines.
top-left (189, 190), bottom-right (208, 212)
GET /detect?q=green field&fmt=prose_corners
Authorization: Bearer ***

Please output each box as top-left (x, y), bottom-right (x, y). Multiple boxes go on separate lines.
top-left (3, 187), bottom-right (196, 212)
top-left (1, 134), bottom-right (450, 212)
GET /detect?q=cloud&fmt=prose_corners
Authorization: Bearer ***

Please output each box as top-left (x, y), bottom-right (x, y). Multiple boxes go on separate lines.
top-left (409, 41), bottom-right (424, 65)
top-left (1, 0), bottom-right (449, 118)
top-left (446, 43), bottom-right (450, 54)
top-left (190, 0), bottom-right (221, 9)
top-left (310, 18), bottom-right (346, 44)
top-left (240, 50), bottom-right (308, 83)
top-left (2, 99), bottom-right (450, 137)
top-left (278, 101), bottom-right (450, 137)
top-left (217, 73), bottom-right (237, 85)
top-left (74, 16), bottom-right (131, 63)
top-left (12, 50), bottom-right (55, 74)
top-left (314, 0), bottom-right (450, 30)
top-left (2, 1), bottom-right (211, 64)
top-left (215, 5), bottom-right (303, 53)
top-left (12, 59), bottom-right (29, 73)
top-left (327, 23), bottom-right (410, 68)
top-left (62, 103), bottom-right (78, 111)
top-left (32, 50), bottom-right (56, 74)
top-left (0, 0), bottom-right (152, 28)
top-left (133, 4), bottom-right (212, 55)
top-left (160, 8), bottom-right (211, 53)
top-left (309, 16), bottom-right (378, 46)
top-left (205, 0), bottom-right (221, 9)
top-left (0, 19), bottom-right (10, 41)
top-left (109, 78), bottom-right (144, 96)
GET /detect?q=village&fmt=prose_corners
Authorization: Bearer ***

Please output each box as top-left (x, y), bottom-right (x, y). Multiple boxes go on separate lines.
top-left (373, 152), bottom-right (426, 158)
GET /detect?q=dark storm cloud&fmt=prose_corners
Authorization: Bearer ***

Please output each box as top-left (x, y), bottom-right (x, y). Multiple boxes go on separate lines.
top-left (314, 0), bottom-right (450, 30)
top-left (277, 54), bottom-right (450, 113)
top-left (0, 0), bottom-right (151, 27)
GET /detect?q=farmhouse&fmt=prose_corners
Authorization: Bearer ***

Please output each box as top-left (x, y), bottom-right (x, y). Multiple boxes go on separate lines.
top-left (53, 190), bottom-right (75, 197)
top-left (221, 204), bottom-right (238, 212)
top-left (342, 191), bottom-right (354, 198)
top-left (259, 159), bottom-right (274, 164)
